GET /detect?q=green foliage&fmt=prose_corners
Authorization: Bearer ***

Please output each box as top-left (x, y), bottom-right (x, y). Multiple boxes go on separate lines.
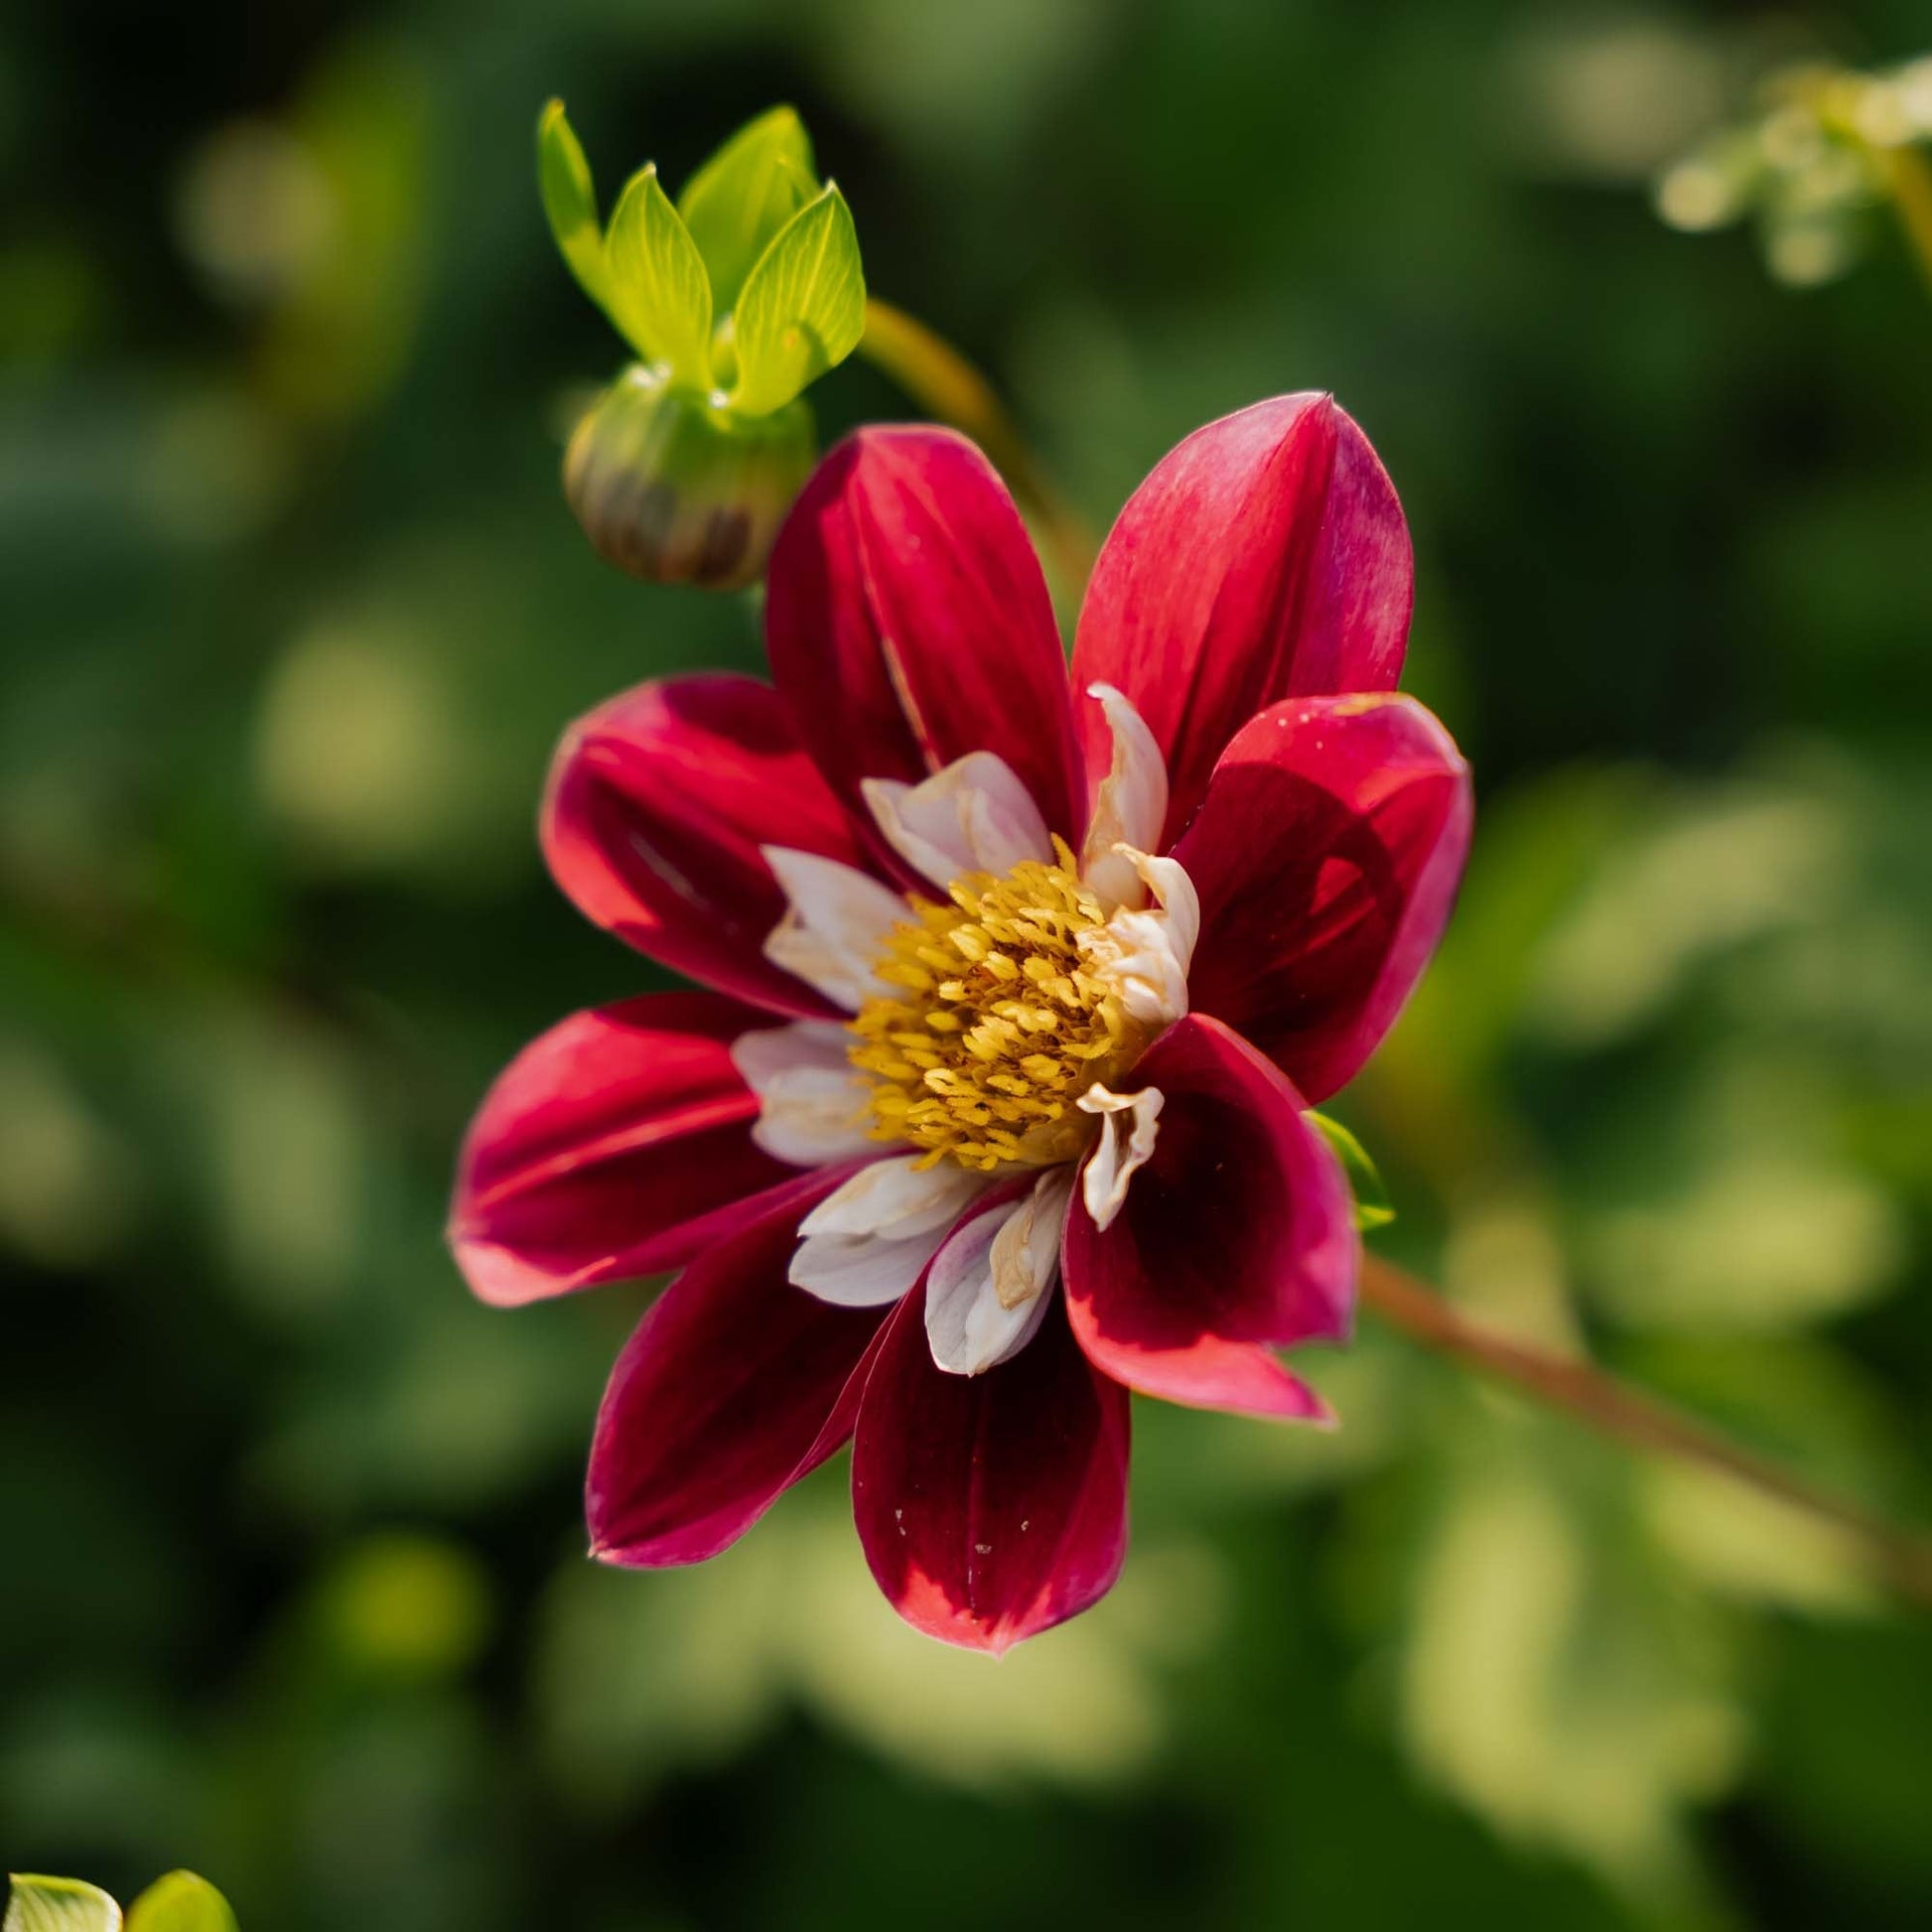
top-left (125, 1875), bottom-right (237, 1932)
top-left (604, 165), bottom-right (714, 383)
top-left (5, 1879), bottom-right (121, 1932)
top-left (534, 99), bottom-right (609, 311)
top-left (677, 106), bottom-right (817, 314)
top-left (1309, 1111), bottom-right (1396, 1230)
top-left (730, 183), bottom-right (867, 415)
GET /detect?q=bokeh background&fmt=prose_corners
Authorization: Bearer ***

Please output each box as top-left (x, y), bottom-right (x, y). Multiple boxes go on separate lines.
top-left (6, 1), bottom-right (1932, 1926)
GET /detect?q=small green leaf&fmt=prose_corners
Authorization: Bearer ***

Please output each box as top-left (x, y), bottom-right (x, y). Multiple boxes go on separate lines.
top-left (677, 106), bottom-right (817, 314)
top-left (125, 1874), bottom-right (236, 1932)
top-left (1308, 1112), bottom-right (1395, 1231)
top-left (536, 99), bottom-right (610, 309)
top-left (730, 183), bottom-right (866, 416)
top-left (604, 164), bottom-right (714, 383)
top-left (5, 1876), bottom-right (122, 1932)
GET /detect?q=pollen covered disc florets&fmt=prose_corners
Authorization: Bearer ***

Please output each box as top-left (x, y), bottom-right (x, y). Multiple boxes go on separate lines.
top-left (851, 838), bottom-right (1151, 1173)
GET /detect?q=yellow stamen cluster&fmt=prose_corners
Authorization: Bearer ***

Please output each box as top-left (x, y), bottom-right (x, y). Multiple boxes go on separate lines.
top-left (851, 839), bottom-right (1146, 1173)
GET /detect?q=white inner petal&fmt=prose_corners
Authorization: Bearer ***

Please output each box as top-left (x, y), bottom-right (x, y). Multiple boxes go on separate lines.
top-left (1080, 683), bottom-right (1170, 911)
top-left (1077, 1082), bottom-right (1165, 1231)
top-left (861, 752), bottom-right (1053, 892)
top-left (790, 1224), bottom-right (953, 1309)
top-left (732, 1021), bottom-right (876, 1166)
top-left (923, 1168), bottom-right (1072, 1375)
top-left (759, 847), bottom-right (907, 1012)
top-left (1076, 846), bottom-right (1200, 1028)
top-left (800, 1155), bottom-right (986, 1241)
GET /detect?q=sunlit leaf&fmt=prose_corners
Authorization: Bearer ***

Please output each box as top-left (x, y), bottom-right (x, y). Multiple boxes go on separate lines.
top-left (604, 165), bottom-right (714, 383)
top-left (125, 1874), bottom-right (237, 1932)
top-left (535, 99), bottom-right (609, 309)
top-left (5, 1877), bottom-right (122, 1932)
top-left (730, 183), bottom-right (865, 416)
top-left (677, 106), bottom-right (817, 314)
top-left (1308, 1111), bottom-right (1395, 1230)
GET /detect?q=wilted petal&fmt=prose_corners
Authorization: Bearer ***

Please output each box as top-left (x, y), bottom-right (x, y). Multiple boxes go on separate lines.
top-left (1071, 394), bottom-right (1412, 844)
top-left (450, 992), bottom-right (798, 1306)
top-left (923, 1169), bottom-right (1072, 1375)
top-left (1079, 684), bottom-right (1169, 909)
top-left (766, 426), bottom-right (1085, 855)
top-left (1063, 1014), bottom-right (1352, 1420)
top-left (588, 1172), bottom-right (888, 1566)
top-left (1075, 1083), bottom-right (1164, 1232)
top-left (862, 752), bottom-right (1053, 892)
top-left (1077, 851), bottom-right (1198, 1029)
top-left (852, 1288), bottom-right (1131, 1653)
top-left (542, 673), bottom-right (877, 1017)
top-left (1173, 694), bottom-right (1471, 1103)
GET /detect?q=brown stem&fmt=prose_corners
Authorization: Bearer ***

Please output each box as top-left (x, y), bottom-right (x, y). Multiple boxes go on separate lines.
top-left (1360, 1253), bottom-right (1932, 1612)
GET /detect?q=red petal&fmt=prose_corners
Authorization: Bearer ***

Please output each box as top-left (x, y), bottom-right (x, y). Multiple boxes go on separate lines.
top-left (449, 992), bottom-right (804, 1307)
top-left (1173, 694), bottom-right (1471, 1104)
top-left (765, 427), bottom-right (1085, 857)
top-left (1071, 394), bottom-right (1412, 845)
top-left (851, 1290), bottom-right (1131, 1653)
top-left (588, 1171), bottom-right (890, 1567)
top-left (1062, 1014), bottom-right (1354, 1420)
top-left (542, 672), bottom-right (875, 1018)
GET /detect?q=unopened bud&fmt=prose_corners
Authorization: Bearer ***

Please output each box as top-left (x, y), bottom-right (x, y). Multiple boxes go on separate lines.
top-left (563, 365), bottom-right (815, 591)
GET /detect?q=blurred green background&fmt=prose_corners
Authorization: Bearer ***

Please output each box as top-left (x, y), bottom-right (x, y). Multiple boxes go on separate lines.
top-left (5, 1), bottom-right (1931, 1926)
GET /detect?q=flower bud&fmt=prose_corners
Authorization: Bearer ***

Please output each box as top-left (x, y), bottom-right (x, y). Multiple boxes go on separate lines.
top-left (562, 365), bottom-right (815, 590)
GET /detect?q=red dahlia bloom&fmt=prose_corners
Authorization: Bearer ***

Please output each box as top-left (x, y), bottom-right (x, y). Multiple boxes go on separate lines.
top-left (450, 394), bottom-right (1472, 1652)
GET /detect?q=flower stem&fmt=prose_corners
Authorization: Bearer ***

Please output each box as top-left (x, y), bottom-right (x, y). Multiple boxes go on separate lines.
top-left (1875, 144), bottom-right (1932, 300)
top-left (1359, 1253), bottom-right (1932, 1612)
top-left (857, 298), bottom-right (1099, 587)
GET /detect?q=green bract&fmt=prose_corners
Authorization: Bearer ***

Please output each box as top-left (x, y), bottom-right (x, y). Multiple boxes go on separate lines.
top-left (1308, 1113), bottom-right (1396, 1232)
top-left (5, 1873), bottom-right (237, 1932)
top-left (537, 100), bottom-right (865, 416)
top-left (125, 1873), bottom-right (238, 1932)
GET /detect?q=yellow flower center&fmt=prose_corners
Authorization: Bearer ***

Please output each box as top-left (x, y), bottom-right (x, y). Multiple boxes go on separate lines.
top-left (850, 839), bottom-right (1151, 1173)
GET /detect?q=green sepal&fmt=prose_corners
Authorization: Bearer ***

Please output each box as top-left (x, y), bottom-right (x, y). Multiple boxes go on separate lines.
top-left (1308, 1112), bottom-right (1396, 1231)
top-left (125, 1875), bottom-right (236, 1932)
top-left (5, 1876), bottom-right (123, 1932)
top-left (535, 99), bottom-right (611, 310)
top-left (677, 106), bottom-right (818, 314)
top-left (729, 182), bottom-right (866, 417)
top-left (604, 164), bottom-right (715, 384)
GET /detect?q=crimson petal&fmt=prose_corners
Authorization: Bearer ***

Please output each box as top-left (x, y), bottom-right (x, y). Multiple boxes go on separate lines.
top-left (588, 1170), bottom-right (889, 1567)
top-left (852, 1290), bottom-right (1130, 1653)
top-left (542, 672), bottom-right (875, 1018)
top-left (1062, 1014), bottom-right (1353, 1420)
top-left (1071, 393), bottom-right (1412, 845)
top-left (450, 992), bottom-right (803, 1307)
top-left (1173, 694), bottom-right (1471, 1104)
top-left (765, 426), bottom-right (1085, 858)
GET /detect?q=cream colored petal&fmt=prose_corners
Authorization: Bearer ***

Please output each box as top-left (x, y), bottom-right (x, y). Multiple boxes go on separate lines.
top-left (800, 1154), bottom-right (986, 1242)
top-left (1076, 1082), bottom-right (1165, 1231)
top-left (1080, 683), bottom-right (1170, 910)
top-left (862, 752), bottom-right (1054, 892)
top-left (731, 1021), bottom-right (876, 1166)
top-left (923, 1168), bottom-right (1071, 1375)
top-left (759, 847), bottom-right (907, 1012)
top-left (790, 1224), bottom-right (948, 1309)
top-left (1076, 847), bottom-right (1200, 1028)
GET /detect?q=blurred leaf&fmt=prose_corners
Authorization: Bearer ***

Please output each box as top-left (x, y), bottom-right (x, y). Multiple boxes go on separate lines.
top-left (124, 1874), bottom-right (236, 1932)
top-left (5, 1878), bottom-right (121, 1932)
top-left (535, 99), bottom-right (610, 310)
top-left (730, 184), bottom-right (865, 415)
top-left (677, 106), bottom-right (817, 314)
top-left (1309, 1111), bottom-right (1396, 1230)
top-left (604, 166), bottom-right (714, 384)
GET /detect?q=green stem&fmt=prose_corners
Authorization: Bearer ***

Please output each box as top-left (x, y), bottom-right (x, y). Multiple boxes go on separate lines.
top-left (1875, 143), bottom-right (1932, 299)
top-left (857, 298), bottom-right (1099, 588)
top-left (1361, 1255), bottom-right (1932, 1613)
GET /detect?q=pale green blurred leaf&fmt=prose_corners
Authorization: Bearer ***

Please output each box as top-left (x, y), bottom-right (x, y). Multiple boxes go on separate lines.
top-left (1309, 1111), bottom-right (1395, 1230)
top-left (730, 184), bottom-right (865, 415)
top-left (677, 106), bottom-right (816, 314)
top-left (125, 1873), bottom-right (236, 1932)
top-left (604, 166), bottom-right (713, 383)
top-left (5, 1877), bottom-right (122, 1932)
top-left (535, 99), bottom-right (609, 310)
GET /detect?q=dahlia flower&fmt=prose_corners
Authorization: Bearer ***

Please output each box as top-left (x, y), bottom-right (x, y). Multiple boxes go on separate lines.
top-left (450, 393), bottom-right (1471, 1651)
